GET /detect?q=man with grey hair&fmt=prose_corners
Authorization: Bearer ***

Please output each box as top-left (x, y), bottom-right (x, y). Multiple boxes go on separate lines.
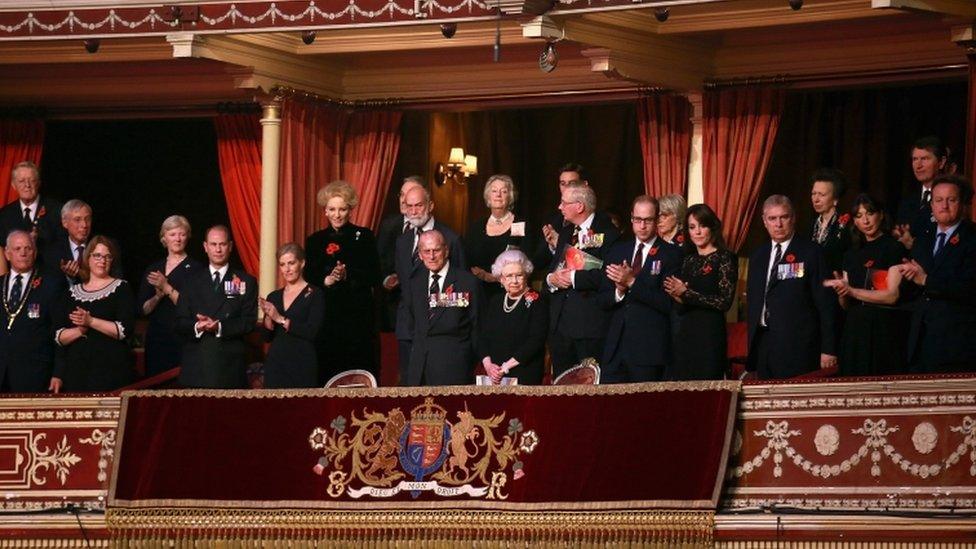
top-left (377, 176), bottom-right (427, 332)
top-left (0, 230), bottom-right (66, 393)
top-left (747, 194), bottom-right (837, 379)
top-left (545, 182), bottom-right (619, 376)
top-left (0, 161), bottom-right (65, 257)
top-left (43, 199), bottom-right (121, 282)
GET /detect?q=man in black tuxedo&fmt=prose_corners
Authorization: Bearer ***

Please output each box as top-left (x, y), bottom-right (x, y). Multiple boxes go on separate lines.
top-left (377, 176), bottom-right (425, 332)
top-left (0, 230), bottom-right (66, 393)
top-left (390, 185), bottom-right (465, 384)
top-left (0, 162), bottom-right (64, 259)
top-left (175, 225), bottom-right (257, 389)
top-left (546, 183), bottom-right (620, 376)
top-left (894, 136), bottom-right (948, 250)
top-left (747, 195), bottom-right (837, 379)
top-left (402, 230), bottom-right (481, 386)
top-left (901, 175), bottom-right (976, 373)
top-left (43, 199), bottom-right (121, 283)
top-left (599, 196), bottom-right (680, 383)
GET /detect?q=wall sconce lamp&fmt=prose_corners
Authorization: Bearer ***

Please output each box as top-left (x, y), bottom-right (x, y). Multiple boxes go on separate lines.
top-left (436, 147), bottom-right (478, 185)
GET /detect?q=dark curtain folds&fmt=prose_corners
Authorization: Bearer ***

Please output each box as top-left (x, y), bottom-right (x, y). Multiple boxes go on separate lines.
top-left (967, 53), bottom-right (976, 219)
top-left (214, 114), bottom-right (262, 276)
top-left (339, 110), bottom-right (403, 231)
top-left (703, 88), bottom-right (784, 253)
top-left (0, 119), bottom-right (44, 206)
top-left (638, 94), bottom-right (692, 197)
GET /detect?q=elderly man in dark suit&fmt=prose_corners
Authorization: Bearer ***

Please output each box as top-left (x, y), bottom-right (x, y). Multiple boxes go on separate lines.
top-left (546, 182), bottom-right (620, 376)
top-left (402, 229), bottom-right (481, 386)
top-left (0, 161), bottom-right (64, 258)
top-left (599, 196), bottom-right (681, 383)
top-left (390, 185), bottom-right (465, 384)
top-left (747, 194), bottom-right (837, 379)
top-left (175, 225), bottom-right (257, 389)
top-left (377, 176), bottom-right (425, 332)
top-left (0, 230), bottom-right (66, 393)
top-left (43, 199), bottom-right (121, 283)
top-left (901, 174), bottom-right (976, 373)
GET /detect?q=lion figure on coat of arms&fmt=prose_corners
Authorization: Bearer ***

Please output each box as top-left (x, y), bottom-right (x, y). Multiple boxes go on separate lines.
top-left (362, 408), bottom-right (406, 483)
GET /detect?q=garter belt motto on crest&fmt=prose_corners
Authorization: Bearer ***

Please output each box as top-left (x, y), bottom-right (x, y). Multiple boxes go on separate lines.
top-left (309, 398), bottom-right (539, 500)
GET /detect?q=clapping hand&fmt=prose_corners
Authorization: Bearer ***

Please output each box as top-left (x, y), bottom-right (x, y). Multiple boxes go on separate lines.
top-left (59, 259), bottom-right (80, 278)
top-left (258, 297), bottom-right (280, 321)
top-left (195, 313), bottom-right (219, 333)
top-left (547, 268), bottom-right (572, 289)
top-left (542, 224), bottom-right (558, 249)
top-left (663, 275), bottom-right (687, 298)
top-left (147, 270), bottom-right (168, 292)
top-left (605, 261), bottom-right (635, 291)
top-left (823, 272), bottom-right (851, 297)
top-left (893, 224), bottom-right (915, 250)
top-left (68, 307), bottom-right (92, 328)
top-left (899, 259), bottom-right (927, 286)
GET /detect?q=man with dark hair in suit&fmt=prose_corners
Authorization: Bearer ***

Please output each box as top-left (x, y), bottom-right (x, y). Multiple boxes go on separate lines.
top-left (391, 185), bottom-right (465, 384)
top-left (894, 136), bottom-right (949, 250)
top-left (402, 229), bottom-right (481, 386)
top-left (747, 194), bottom-right (837, 379)
top-left (0, 230), bottom-right (65, 393)
top-left (377, 176), bottom-right (426, 332)
top-left (175, 225), bottom-right (257, 389)
top-left (0, 162), bottom-right (65, 260)
top-left (901, 174), bottom-right (976, 373)
top-left (546, 182), bottom-right (620, 376)
top-left (599, 196), bottom-right (681, 383)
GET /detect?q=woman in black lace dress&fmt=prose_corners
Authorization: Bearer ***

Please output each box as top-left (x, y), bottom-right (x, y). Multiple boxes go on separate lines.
top-left (664, 204), bottom-right (737, 380)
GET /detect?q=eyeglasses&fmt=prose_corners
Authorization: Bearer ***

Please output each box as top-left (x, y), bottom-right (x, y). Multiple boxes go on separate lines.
top-left (631, 216), bottom-right (657, 225)
top-left (91, 253), bottom-right (113, 261)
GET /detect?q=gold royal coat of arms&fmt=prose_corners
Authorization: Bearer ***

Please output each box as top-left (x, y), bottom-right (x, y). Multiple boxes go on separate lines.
top-left (309, 398), bottom-right (539, 500)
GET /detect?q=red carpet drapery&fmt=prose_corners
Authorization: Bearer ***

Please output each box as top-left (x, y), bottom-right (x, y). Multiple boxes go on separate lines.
top-left (0, 119), bottom-right (44, 207)
top-left (638, 94), bottom-right (692, 198)
top-left (702, 88), bottom-right (784, 252)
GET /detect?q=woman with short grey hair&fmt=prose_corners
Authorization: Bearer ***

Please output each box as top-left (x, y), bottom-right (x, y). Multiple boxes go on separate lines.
top-left (657, 194), bottom-right (687, 245)
top-left (477, 249), bottom-right (547, 385)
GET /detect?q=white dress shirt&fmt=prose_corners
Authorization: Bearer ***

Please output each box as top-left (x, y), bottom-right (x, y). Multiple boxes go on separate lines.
top-left (761, 237), bottom-right (791, 327)
top-left (6, 268), bottom-right (31, 302)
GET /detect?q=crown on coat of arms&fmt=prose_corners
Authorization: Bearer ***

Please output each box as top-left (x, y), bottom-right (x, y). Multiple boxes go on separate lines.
top-left (410, 397), bottom-right (447, 424)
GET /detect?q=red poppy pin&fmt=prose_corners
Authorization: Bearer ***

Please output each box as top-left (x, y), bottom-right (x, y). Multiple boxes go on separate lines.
top-left (36, 206), bottom-right (46, 219)
top-left (232, 275), bottom-right (242, 284)
top-left (864, 259), bottom-right (874, 268)
top-left (648, 247), bottom-right (659, 257)
top-left (525, 290), bottom-right (539, 305)
top-left (837, 213), bottom-right (850, 227)
top-left (444, 284), bottom-right (454, 294)
top-left (675, 233), bottom-right (685, 244)
top-left (784, 253), bottom-right (796, 263)
top-left (31, 277), bottom-right (41, 289)
top-left (701, 263), bottom-right (713, 275)
top-left (326, 243), bottom-right (341, 255)
top-left (950, 234), bottom-right (960, 246)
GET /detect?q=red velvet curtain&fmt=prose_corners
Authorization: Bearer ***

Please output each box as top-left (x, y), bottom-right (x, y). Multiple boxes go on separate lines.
top-left (0, 119), bottom-right (45, 206)
top-left (637, 94), bottom-right (692, 197)
top-left (702, 88), bottom-right (784, 252)
top-left (279, 98), bottom-right (401, 244)
top-left (213, 114), bottom-right (262, 275)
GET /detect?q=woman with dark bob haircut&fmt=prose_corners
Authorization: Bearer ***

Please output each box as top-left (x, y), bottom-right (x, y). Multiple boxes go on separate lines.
top-left (663, 204), bottom-right (738, 380)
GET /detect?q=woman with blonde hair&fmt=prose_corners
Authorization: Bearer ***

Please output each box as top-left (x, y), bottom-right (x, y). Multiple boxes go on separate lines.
top-left (305, 180), bottom-right (381, 383)
top-left (138, 215), bottom-right (203, 376)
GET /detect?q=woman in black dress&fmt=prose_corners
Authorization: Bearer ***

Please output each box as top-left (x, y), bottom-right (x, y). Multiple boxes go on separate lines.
top-left (663, 204), bottom-right (737, 380)
top-left (304, 180), bottom-right (381, 382)
top-left (465, 175), bottom-right (537, 299)
top-left (822, 194), bottom-right (910, 376)
top-left (259, 243), bottom-right (325, 388)
top-left (478, 249), bottom-right (548, 385)
top-left (52, 235), bottom-right (134, 392)
top-left (808, 168), bottom-right (853, 275)
top-left (138, 215), bottom-right (202, 376)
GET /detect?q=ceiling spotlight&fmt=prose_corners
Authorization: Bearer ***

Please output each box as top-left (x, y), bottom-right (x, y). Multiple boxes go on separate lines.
top-left (539, 42), bottom-right (558, 73)
top-left (654, 7), bottom-right (669, 22)
top-left (301, 30), bottom-right (316, 45)
top-left (83, 39), bottom-right (100, 54)
top-left (440, 23), bottom-right (457, 39)
top-left (788, 0), bottom-right (803, 10)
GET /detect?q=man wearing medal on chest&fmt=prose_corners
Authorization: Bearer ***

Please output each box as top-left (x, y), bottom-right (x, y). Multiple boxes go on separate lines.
top-left (0, 230), bottom-right (66, 393)
top-left (747, 195), bottom-right (837, 379)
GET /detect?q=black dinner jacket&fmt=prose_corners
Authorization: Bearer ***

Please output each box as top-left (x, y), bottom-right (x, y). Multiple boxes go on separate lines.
top-left (0, 196), bottom-right (65, 258)
top-left (392, 219), bottom-right (465, 341)
top-left (403, 263), bottom-right (482, 386)
top-left (747, 237), bottom-right (836, 378)
top-left (175, 266), bottom-right (257, 389)
top-left (43, 236), bottom-right (124, 283)
top-left (0, 268), bottom-right (66, 392)
top-left (896, 190), bottom-right (936, 242)
top-left (907, 220), bottom-right (976, 372)
top-left (546, 211), bottom-right (620, 339)
top-left (377, 213), bottom-right (405, 280)
top-left (598, 238), bottom-right (681, 368)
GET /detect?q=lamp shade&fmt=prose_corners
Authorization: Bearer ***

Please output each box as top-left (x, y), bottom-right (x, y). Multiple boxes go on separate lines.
top-left (464, 154), bottom-right (478, 176)
top-left (448, 147), bottom-right (465, 165)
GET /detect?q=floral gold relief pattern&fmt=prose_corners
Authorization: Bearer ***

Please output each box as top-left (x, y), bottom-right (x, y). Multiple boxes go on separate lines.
top-left (814, 424), bottom-right (840, 456)
top-left (912, 422), bottom-right (938, 455)
top-left (309, 397), bottom-right (539, 501)
top-left (29, 434), bottom-right (81, 486)
top-left (80, 429), bottom-right (116, 483)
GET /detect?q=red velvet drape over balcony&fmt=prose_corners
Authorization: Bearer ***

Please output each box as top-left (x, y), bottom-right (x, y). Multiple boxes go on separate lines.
top-left (213, 113), bottom-right (262, 276)
top-left (0, 119), bottom-right (45, 206)
top-left (702, 88), bottom-right (784, 252)
top-left (638, 95), bottom-right (692, 197)
top-left (279, 98), bottom-right (401, 246)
